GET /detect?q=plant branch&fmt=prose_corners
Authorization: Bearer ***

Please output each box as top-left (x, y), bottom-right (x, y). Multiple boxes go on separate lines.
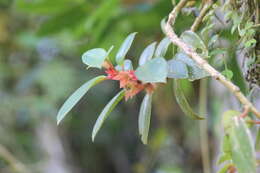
top-left (165, 0), bottom-right (260, 118)
top-left (0, 144), bottom-right (29, 173)
top-left (191, 2), bottom-right (213, 32)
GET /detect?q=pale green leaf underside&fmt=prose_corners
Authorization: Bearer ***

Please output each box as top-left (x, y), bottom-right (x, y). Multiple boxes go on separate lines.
top-left (135, 57), bottom-right (168, 83)
top-left (154, 37), bottom-right (171, 57)
top-left (217, 163), bottom-right (233, 173)
top-left (173, 79), bottom-right (204, 120)
top-left (180, 30), bottom-right (208, 58)
top-left (116, 32), bottom-right (137, 65)
top-left (92, 90), bottom-right (125, 142)
top-left (139, 42), bottom-right (156, 66)
top-left (174, 52), bottom-right (209, 81)
top-left (138, 94), bottom-right (152, 144)
top-left (82, 48), bottom-right (107, 69)
top-left (123, 59), bottom-right (133, 70)
top-left (230, 117), bottom-right (256, 173)
top-left (57, 75), bottom-right (106, 125)
top-left (167, 59), bottom-right (188, 78)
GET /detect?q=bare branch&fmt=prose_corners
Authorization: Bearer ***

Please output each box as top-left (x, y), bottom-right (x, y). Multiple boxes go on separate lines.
top-left (165, 0), bottom-right (260, 118)
top-left (191, 2), bottom-right (213, 32)
top-left (0, 144), bottom-right (30, 173)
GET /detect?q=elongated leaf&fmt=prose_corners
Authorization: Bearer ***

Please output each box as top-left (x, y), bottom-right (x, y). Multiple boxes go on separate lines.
top-left (139, 42), bottom-right (156, 66)
top-left (229, 117), bottom-right (256, 173)
top-left (173, 79), bottom-right (204, 120)
top-left (221, 69), bottom-right (233, 80)
top-left (135, 57), bottom-right (168, 83)
top-left (82, 48), bottom-right (107, 69)
top-left (57, 76), bottom-right (106, 125)
top-left (160, 18), bottom-right (167, 34)
top-left (180, 30), bottom-right (208, 58)
top-left (222, 134), bottom-right (232, 154)
top-left (222, 110), bottom-right (240, 133)
top-left (138, 94), bottom-right (153, 144)
top-left (174, 52), bottom-right (209, 81)
top-left (217, 163), bottom-right (233, 173)
top-left (92, 90), bottom-right (125, 141)
top-left (123, 59), bottom-right (133, 70)
top-left (155, 37), bottom-right (171, 57)
top-left (115, 59), bottom-right (133, 71)
top-left (181, 30), bottom-right (207, 51)
top-left (208, 34), bottom-right (219, 47)
top-left (116, 32), bottom-right (137, 65)
top-left (167, 59), bottom-right (189, 78)
top-left (217, 153), bottom-right (231, 165)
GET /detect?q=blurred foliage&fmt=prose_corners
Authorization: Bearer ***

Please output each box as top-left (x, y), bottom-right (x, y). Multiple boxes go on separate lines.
top-left (0, 0), bottom-right (259, 173)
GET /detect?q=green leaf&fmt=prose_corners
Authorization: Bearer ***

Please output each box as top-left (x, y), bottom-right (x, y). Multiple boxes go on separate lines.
top-left (222, 134), bottom-right (232, 154)
top-left (222, 110), bottom-right (240, 133)
top-left (123, 59), bottom-right (133, 70)
top-left (209, 48), bottom-right (226, 57)
top-left (174, 53), bottom-right (209, 81)
top-left (217, 153), bottom-right (231, 165)
top-left (115, 59), bottom-right (133, 71)
top-left (92, 90), bottom-right (125, 142)
top-left (139, 42), bottom-right (156, 66)
top-left (200, 23), bottom-right (215, 43)
top-left (173, 79), bottom-right (204, 120)
top-left (160, 18), bottom-right (167, 34)
top-left (230, 117), bottom-right (256, 173)
top-left (82, 48), bottom-right (107, 69)
top-left (138, 94), bottom-right (153, 144)
top-left (245, 39), bottom-right (256, 48)
top-left (217, 163), bottom-right (233, 173)
top-left (154, 37), bottom-right (171, 57)
top-left (208, 34), bottom-right (219, 47)
top-left (180, 30), bottom-right (208, 58)
top-left (57, 76), bottom-right (106, 125)
top-left (167, 59), bottom-right (189, 79)
top-left (221, 69), bottom-right (233, 80)
top-left (116, 32), bottom-right (137, 65)
top-left (135, 57), bottom-right (168, 83)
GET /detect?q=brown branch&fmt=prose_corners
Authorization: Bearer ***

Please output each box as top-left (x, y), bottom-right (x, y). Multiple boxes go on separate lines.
top-left (191, 2), bottom-right (213, 32)
top-left (239, 106), bottom-right (249, 118)
top-left (0, 144), bottom-right (29, 173)
top-left (165, 0), bottom-right (260, 118)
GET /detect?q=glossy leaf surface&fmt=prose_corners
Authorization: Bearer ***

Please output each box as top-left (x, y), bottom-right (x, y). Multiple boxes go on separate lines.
top-left (57, 76), bottom-right (107, 124)
top-left (135, 57), bottom-right (168, 83)
top-left (92, 90), bottom-right (125, 141)
top-left (138, 94), bottom-right (153, 144)
top-left (173, 79), bottom-right (204, 120)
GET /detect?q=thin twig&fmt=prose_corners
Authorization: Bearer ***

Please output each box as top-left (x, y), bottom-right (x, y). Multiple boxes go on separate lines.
top-left (165, 0), bottom-right (260, 118)
top-left (252, 24), bottom-right (260, 28)
top-left (191, 2), bottom-right (213, 32)
top-left (239, 106), bottom-right (249, 118)
top-left (0, 144), bottom-right (29, 173)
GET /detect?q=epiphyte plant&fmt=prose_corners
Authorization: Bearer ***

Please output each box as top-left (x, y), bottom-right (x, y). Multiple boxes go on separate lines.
top-left (57, 32), bottom-right (208, 144)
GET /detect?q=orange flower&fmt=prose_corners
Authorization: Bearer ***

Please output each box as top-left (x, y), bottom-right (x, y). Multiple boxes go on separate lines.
top-left (104, 63), bottom-right (155, 100)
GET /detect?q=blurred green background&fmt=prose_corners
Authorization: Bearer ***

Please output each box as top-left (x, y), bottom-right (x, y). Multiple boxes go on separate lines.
top-left (0, 0), bottom-right (249, 173)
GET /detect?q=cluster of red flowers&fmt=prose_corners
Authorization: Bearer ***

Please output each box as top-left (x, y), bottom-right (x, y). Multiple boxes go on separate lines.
top-left (103, 61), bottom-right (155, 100)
